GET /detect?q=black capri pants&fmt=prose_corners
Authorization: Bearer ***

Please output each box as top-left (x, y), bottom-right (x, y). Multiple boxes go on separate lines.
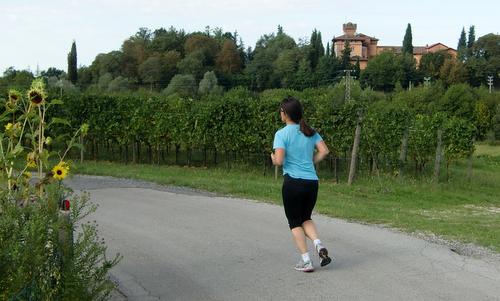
top-left (282, 174), bottom-right (319, 229)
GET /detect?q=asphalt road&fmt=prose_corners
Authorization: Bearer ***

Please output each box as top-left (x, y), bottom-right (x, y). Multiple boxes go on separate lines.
top-left (67, 175), bottom-right (500, 301)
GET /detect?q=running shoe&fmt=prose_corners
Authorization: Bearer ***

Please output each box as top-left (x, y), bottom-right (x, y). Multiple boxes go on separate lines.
top-left (316, 245), bottom-right (333, 267)
top-left (294, 260), bottom-right (314, 272)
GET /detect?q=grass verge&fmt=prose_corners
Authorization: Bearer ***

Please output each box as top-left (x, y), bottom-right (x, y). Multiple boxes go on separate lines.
top-left (73, 144), bottom-right (500, 253)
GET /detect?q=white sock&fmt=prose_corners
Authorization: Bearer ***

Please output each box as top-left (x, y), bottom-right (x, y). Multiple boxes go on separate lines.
top-left (313, 239), bottom-right (323, 248)
top-left (301, 252), bottom-right (311, 263)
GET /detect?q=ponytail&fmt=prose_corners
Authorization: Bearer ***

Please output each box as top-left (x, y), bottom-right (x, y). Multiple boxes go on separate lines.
top-left (281, 96), bottom-right (316, 137)
top-left (300, 119), bottom-right (316, 137)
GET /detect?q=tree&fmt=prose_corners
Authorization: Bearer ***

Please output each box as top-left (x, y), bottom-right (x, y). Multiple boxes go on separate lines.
top-left (402, 23), bottom-right (413, 54)
top-left (77, 66), bottom-right (93, 88)
top-left (138, 56), bottom-right (164, 89)
top-left (467, 25), bottom-right (475, 49)
top-left (244, 28), bottom-right (297, 90)
top-left (108, 76), bottom-right (129, 92)
top-left (419, 50), bottom-right (451, 78)
top-left (0, 67), bottom-right (34, 95)
top-left (457, 27), bottom-right (467, 61)
top-left (120, 28), bottom-right (151, 81)
top-left (360, 51), bottom-right (398, 91)
top-left (439, 58), bottom-right (467, 87)
top-left (216, 39), bottom-right (243, 75)
top-left (395, 53), bottom-right (419, 89)
top-left (162, 50), bottom-right (182, 86)
top-left (273, 48), bottom-right (300, 88)
top-left (97, 73), bottom-right (113, 90)
top-left (198, 71), bottom-right (222, 95)
top-left (163, 74), bottom-right (197, 97)
top-left (354, 58), bottom-right (361, 79)
top-left (177, 50), bottom-right (206, 80)
top-left (41, 67), bottom-right (64, 79)
top-left (341, 41), bottom-right (352, 70)
top-left (184, 34), bottom-right (219, 66)
top-left (438, 83), bottom-right (476, 121)
top-left (467, 33), bottom-right (500, 87)
top-left (308, 29), bottom-right (325, 70)
top-left (67, 41), bottom-right (78, 84)
top-left (149, 26), bottom-right (186, 54)
top-left (293, 57), bottom-right (314, 89)
top-left (89, 51), bottom-right (123, 79)
top-left (315, 54), bottom-right (341, 86)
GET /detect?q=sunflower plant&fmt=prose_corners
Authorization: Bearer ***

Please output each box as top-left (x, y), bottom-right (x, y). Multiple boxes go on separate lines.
top-left (0, 80), bottom-right (119, 300)
top-left (0, 79), bottom-right (89, 196)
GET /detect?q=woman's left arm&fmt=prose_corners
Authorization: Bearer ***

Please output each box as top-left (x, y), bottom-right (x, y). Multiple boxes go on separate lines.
top-left (313, 141), bottom-right (330, 164)
top-left (271, 148), bottom-right (285, 166)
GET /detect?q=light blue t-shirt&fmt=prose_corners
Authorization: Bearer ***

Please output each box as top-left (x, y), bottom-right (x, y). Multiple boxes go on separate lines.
top-left (273, 124), bottom-right (323, 180)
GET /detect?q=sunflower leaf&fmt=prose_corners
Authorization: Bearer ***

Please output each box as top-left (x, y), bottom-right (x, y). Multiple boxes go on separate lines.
top-left (49, 117), bottom-right (70, 128)
top-left (48, 99), bottom-right (64, 107)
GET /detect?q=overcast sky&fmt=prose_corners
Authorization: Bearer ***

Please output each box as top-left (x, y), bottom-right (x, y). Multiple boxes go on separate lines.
top-left (2, 0), bottom-right (499, 73)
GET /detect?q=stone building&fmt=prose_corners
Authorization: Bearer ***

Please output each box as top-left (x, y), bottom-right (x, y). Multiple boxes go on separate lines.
top-left (332, 22), bottom-right (457, 69)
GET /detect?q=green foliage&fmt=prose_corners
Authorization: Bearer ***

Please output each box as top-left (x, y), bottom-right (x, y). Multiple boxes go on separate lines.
top-left (0, 81), bottom-right (119, 300)
top-left (177, 50), bottom-right (206, 80)
top-left (163, 74), bottom-right (197, 97)
top-left (340, 41), bottom-right (352, 70)
top-left (198, 71), bottom-right (222, 96)
top-left (438, 83), bottom-right (476, 120)
top-left (138, 56), bottom-right (164, 87)
top-left (308, 29), bottom-right (325, 70)
top-left (402, 23), bottom-right (413, 54)
top-left (0, 188), bottom-right (120, 300)
top-left (443, 116), bottom-right (476, 162)
top-left (0, 68), bottom-right (34, 96)
top-left (467, 25), bottom-right (476, 49)
top-left (467, 33), bottom-right (500, 87)
top-left (107, 76), bottom-right (129, 92)
top-left (457, 27), bottom-right (467, 61)
top-left (493, 104), bottom-right (500, 140)
top-left (419, 50), bottom-right (451, 78)
top-left (360, 51), bottom-right (399, 91)
top-left (67, 41), bottom-right (78, 84)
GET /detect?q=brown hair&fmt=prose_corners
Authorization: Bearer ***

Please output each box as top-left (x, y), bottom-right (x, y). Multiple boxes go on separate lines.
top-left (280, 96), bottom-right (316, 137)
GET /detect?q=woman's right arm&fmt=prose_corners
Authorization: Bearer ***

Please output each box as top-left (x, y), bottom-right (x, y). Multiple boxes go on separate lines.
top-left (313, 140), bottom-right (330, 164)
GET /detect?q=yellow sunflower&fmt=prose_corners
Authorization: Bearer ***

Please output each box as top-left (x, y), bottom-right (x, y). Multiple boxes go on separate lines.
top-left (8, 90), bottom-right (20, 105)
top-left (27, 79), bottom-right (47, 106)
top-left (52, 161), bottom-right (69, 181)
top-left (28, 89), bottom-right (44, 105)
top-left (26, 153), bottom-right (37, 168)
top-left (5, 123), bottom-right (13, 131)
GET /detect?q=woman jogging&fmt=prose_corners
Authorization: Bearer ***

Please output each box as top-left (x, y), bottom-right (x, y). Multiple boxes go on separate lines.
top-left (271, 96), bottom-right (332, 272)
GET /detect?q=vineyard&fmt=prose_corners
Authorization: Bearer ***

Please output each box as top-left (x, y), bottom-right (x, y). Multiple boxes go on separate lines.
top-left (43, 81), bottom-right (499, 182)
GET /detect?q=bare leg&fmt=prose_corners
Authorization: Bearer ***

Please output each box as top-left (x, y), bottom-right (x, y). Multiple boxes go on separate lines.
top-left (302, 220), bottom-right (319, 241)
top-left (291, 227), bottom-right (308, 254)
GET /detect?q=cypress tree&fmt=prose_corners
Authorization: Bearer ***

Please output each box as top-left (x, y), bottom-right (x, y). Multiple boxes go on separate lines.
top-left (457, 27), bottom-right (467, 60)
top-left (341, 41), bottom-right (352, 69)
top-left (467, 25), bottom-right (475, 48)
top-left (316, 31), bottom-right (325, 57)
top-left (325, 42), bottom-right (330, 57)
top-left (354, 58), bottom-right (361, 79)
top-left (402, 23), bottom-right (413, 54)
top-left (309, 29), bottom-right (325, 70)
top-left (67, 41), bottom-right (78, 84)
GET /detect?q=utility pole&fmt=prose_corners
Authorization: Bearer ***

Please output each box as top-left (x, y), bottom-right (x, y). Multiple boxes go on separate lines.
top-left (424, 77), bottom-right (431, 87)
top-left (487, 75), bottom-right (494, 93)
top-left (342, 68), bottom-right (361, 185)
